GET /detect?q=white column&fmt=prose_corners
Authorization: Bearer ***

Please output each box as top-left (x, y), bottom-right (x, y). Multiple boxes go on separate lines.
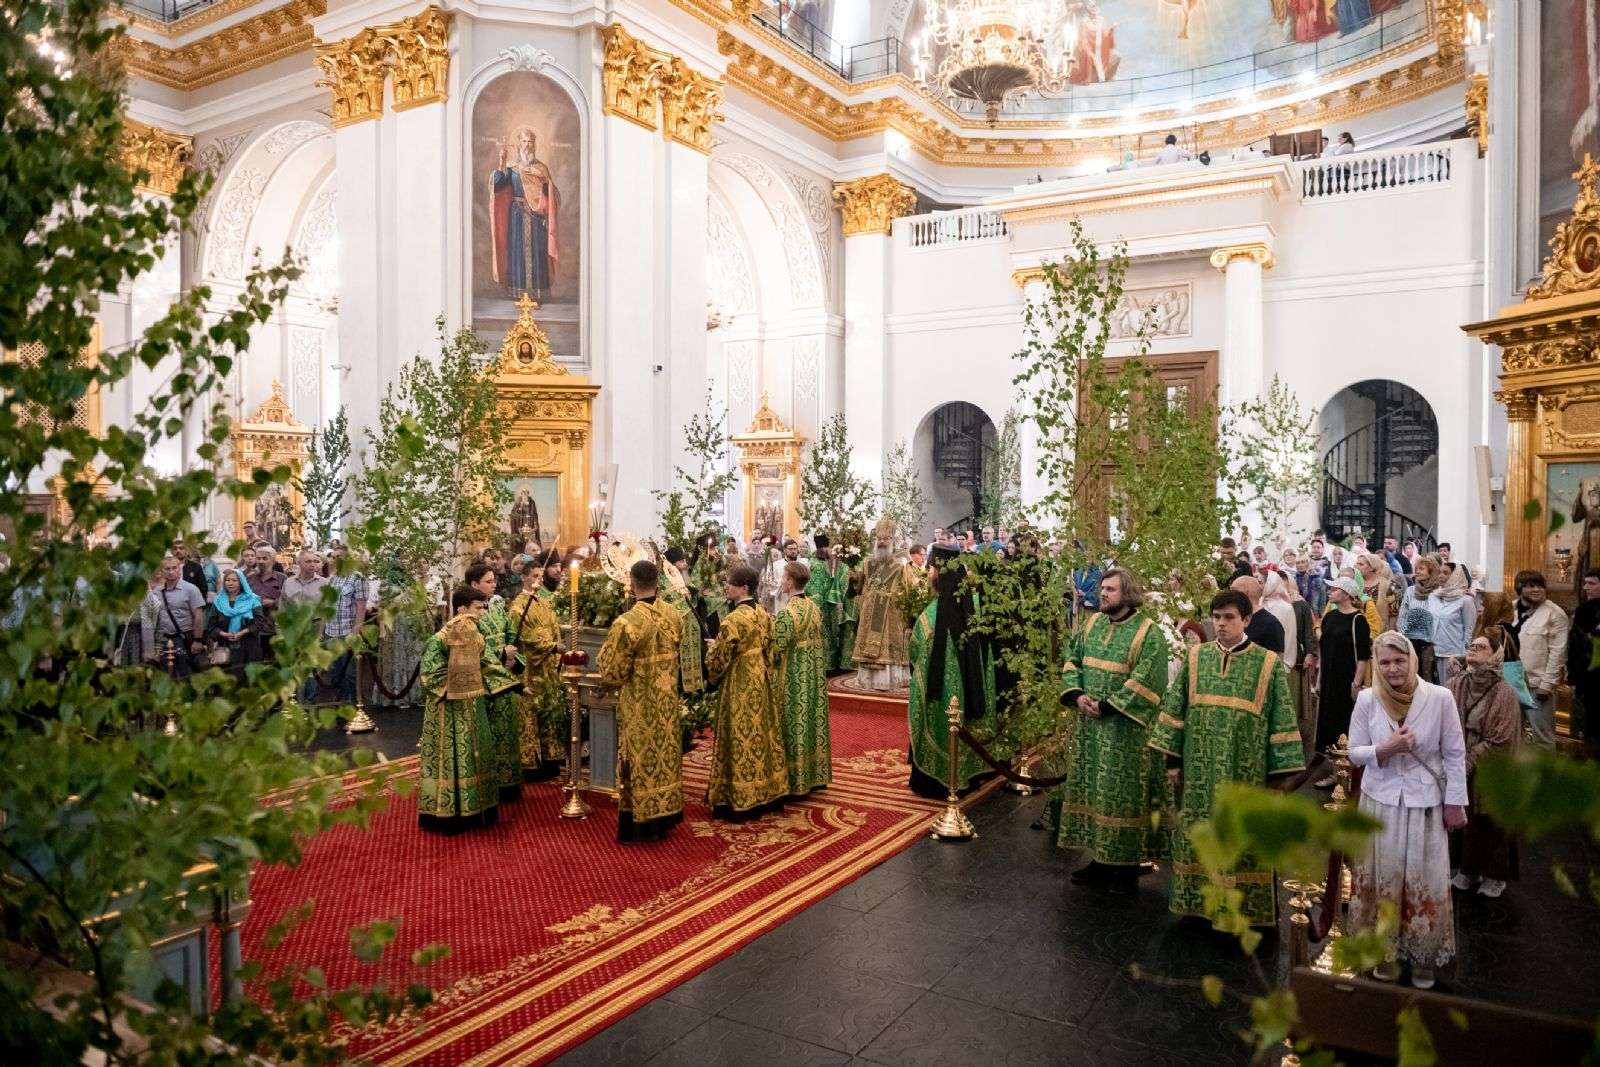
top-left (1211, 245), bottom-right (1269, 410)
top-left (662, 139), bottom-right (709, 496)
top-left (390, 103), bottom-right (451, 366)
top-left (842, 231), bottom-right (890, 487)
top-left (334, 118), bottom-right (387, 460)
top-left (1016, 277), bottom-right (1047, 513)
top-left (601, 112), bottom-right (661, 533)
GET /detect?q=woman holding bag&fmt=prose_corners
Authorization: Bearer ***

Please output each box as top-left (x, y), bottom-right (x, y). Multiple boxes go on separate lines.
top-left (1447, 628), bottom-right (1522, 898)
top-left (206, 568), bottom-right (266, 676)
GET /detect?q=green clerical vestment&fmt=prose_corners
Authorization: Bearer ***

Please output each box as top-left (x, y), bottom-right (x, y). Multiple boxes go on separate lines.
top-left (418, 616), bottom-right (499, 822)
top-left (1056, 610), bottom-right (1171, 866)
top-left (477, 596), bottom-right (523, 796)
top-left (806, 556), bottom-right (847, 672)
top-left (507, 589), bottom-right (565, 771)
top-left (906, 599), bottom-right (991, 792)
top-left (660, 583), bottom-right (705, 695)
top-left (705, 601), bottom-right (789, 813)
top-left (770, 593), bottom-right (832, 795)
top-left (1148, 640), bottom-right (1306, 926)
top-left (598, 598), bottom-right (686, 826)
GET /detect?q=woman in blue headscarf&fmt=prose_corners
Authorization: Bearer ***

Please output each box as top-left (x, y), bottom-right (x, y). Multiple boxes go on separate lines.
top-left (206, 567), bottom-right (265, 673)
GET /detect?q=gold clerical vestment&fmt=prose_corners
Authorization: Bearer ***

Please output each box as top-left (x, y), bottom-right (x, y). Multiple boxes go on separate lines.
top-left (852, 554), bottom-right (910, 668)
top-left (507, 588), bottom-right (565, 768)
top-left (597, 597), bottom-right (685, 823)
top-left (705, 600), bottom-right (789, 812)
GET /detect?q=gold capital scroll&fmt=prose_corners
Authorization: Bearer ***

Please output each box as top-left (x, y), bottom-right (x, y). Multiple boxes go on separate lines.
top-left (602, 24), bottom-right (669, 131)
top-left (833, 173), bottom-right (917, 237)
top-left (382, 6), bottom-right (451, 111)
top-left (661, 57), bottom-right (724, 154)
top-left (314, 29), bottom-right (388, 127)
top-left (120, 119), bottom-right (192, 196)
top-left (1209, 243), bottom-right (1276, 271)
top-left (1465, 71), bottom-right (1488, 157)
top-left (1493, 389), bottom-right (1537, 422)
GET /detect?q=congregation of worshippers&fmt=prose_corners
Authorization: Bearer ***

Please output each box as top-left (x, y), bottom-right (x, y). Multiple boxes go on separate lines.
top-left (131, 517), bottom-right (1594, 992)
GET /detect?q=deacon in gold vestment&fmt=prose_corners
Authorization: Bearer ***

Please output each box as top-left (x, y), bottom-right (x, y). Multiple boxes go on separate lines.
top-left (598, 560), bottom-right (686, 843)
top-left (705, 564), bottom-right (789, 819)
top-left (507, 553), bottom-right (566, 781)
top-left (853, 518), bottom-right (911, 691)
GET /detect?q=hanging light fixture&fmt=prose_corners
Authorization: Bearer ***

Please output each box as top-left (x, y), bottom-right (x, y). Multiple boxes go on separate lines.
top-left (912, 0), bottom-right (1076, 126)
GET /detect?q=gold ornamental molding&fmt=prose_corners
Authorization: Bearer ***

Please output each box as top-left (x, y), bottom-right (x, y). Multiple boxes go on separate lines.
top-left (1465, 71), bottom-right (1488, 157)
top-left (314, 6), bottom-right (452, 128)
top-left (833, 173), bottom-right (917, 237)
top-left (602, 23), bottom-right (669, 130)
top-left (1464, 155), bottom-right (1600, 595)
top-left (496, 294), bottom-right (566, 376)
top-left (712, 22), bottom-right (1464, 169)
top-left (731, 392), bottom-right (804, 545)
top-left (1010, 265), bottom-right (1048, 289)
top-left (600, 24), bottom-right (725, 151)
top-left (661, 57), bottom-right (724, 154)
top-left (231, 380), bottom-right (312, 545)
top-left (119, 119), bottom-right (193, 196)
top-left (1210, 243), bottom-right (1276, 271)
top-left (115, 0), bottom-right (326, 92)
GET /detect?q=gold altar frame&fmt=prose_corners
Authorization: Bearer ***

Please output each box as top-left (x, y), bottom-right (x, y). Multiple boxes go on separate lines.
top-left (231, 381), bottom-right (311, 550)
top-left (492, 295), bottom-right (599, 551)
top-left (731, 393), bottom-right (804, 544)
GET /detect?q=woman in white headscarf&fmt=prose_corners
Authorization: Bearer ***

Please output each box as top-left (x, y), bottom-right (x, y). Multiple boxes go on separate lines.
top-left (1348, 631), bottom-right (1468, 990)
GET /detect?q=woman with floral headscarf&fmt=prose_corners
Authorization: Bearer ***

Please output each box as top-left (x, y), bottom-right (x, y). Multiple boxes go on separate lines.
top-left (1427, 562), bottom-right (1477, 685)
top-left (1348, 630), bottom-right (1468, 990)
top-left (206, 567), bottom-right (266, 673)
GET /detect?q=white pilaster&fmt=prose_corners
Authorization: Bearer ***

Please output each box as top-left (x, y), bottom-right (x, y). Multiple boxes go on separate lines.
top-left (391, 102), bottom-right (451, 366)
top-left (842, 231), bottom-right (890, 488)
top-left (663, 139), bottom-right (709, 496)
top-left (602, 111), bottom-right (661, 533)
top-left (334, 118), bottom-right (388, 460)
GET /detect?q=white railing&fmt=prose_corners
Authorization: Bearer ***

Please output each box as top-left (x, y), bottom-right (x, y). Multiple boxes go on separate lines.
top-left (1297, 144), bottom-right (1454, 202)
top-left (903, 208), bottom-right (1009, 249)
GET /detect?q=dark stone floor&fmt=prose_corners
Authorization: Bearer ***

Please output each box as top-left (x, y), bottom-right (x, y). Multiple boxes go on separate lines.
top-left (307, 710), bottom-right (1600, 1066)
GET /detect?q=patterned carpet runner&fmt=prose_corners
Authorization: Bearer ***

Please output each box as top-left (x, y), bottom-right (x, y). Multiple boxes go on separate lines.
top-left (240, 696), bottom-right (983, 1065)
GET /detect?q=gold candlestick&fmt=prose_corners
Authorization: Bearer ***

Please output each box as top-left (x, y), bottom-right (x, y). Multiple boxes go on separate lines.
top-left (1283, 879), bottom-right (1316, 967)
top-left (930, 697), bottom-right (976, 840)
top-left (1007, 753), bottom-right (1039, 795)
top-left (1323, 734), bottom-right (1351, 811)
top-left (345, 650), bottom-right (376, 733)
top-left (560, 560), bottom-right (591, 819)
top-left (163, 641), bottom-right (180, 736)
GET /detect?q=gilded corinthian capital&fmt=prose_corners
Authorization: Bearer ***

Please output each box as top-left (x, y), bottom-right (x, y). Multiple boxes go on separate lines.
top-left (314, 29), bottom-right (387, 127)
top-left (120, 119), bottom-right (192, 196)
top-left (601, 24), bottom-right (669, 131)
top-left (832, 174), bottom-right (917, 237)
top-left (382, 6), bottom-right (451, 111)
top-left (661, 58), bottom-right (723, 154)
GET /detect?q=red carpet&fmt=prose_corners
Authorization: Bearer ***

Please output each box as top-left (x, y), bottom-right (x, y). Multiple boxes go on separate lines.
top-left (238, 698), bottom-right (992, 1065)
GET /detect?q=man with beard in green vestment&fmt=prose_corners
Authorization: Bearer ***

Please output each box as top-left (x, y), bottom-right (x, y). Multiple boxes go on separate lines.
top-left (598, 560), bottom-right (687, 842)
top-left (770, 560), bottom-right (832, 795)
top-left (1056, 567), bottom-right (1171, 895)
top-left (417, 586), bottom-right (500, 832)
top-left (1148, 588), bottom-right (1306, 926)
top-left (466, 562), bottom-right (524, 803)
top-left (906, 546), bottom-right (992, 798)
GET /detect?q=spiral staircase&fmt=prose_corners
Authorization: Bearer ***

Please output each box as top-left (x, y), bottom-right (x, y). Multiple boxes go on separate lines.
top-left (1320, 381), bottom-right (1438, 550)
top-left (932, 401), bottom-right (991, 534)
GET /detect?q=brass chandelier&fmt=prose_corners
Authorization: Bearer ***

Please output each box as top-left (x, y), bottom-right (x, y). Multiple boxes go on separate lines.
top-left (911, 0), bottom-right (1075, 126)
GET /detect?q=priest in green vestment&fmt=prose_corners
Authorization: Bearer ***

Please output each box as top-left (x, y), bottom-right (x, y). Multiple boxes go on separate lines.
top-left (418, 586), bottom-right (500, 832)
top-left (507, 554), bottom-right (566, 781)
top-left (806, 535), bottom-right (846, 673)
top-left (770, 560), bottom-right (832, 795)
top-left (1148, 588), bottom-right (1307, 926)
top-left (1057, 567), bottom-right (1171, 893)
top-left (906, 546), bottom-right (992, 799)
top-left (467, 562), bottom-right (523, 802)
top-left (705, 563), bottom-right (789, 819)
top-left (598, 560), bottom-right (686, 843)
top-left (659, 548), bottom-right (705, 696)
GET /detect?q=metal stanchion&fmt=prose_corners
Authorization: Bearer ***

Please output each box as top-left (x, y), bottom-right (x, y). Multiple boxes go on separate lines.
top-left (346, 650), bottom-right (376, 734)
top-left (163, 641), bottom-right (180, 736)
top-left (929, 697), bottom-right (976, 841)
top-left (559, 561), bottom-right (592, 820)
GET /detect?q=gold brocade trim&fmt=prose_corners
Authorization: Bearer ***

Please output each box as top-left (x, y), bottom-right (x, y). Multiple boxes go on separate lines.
top-left (1171, 862), bottom-right (1274, 885)
top-left (1157, 712), bottom-right (1185, 731)
top-left (1082, 656), bottom-right (1132, 675)
top-left (1193, 694), bottom-right (1263, 714)
top-left (1126, 679), bottom-right (1160, 705)
top-left (832, 173), bottom-right (918, 236)
top-left (114, 0), bottom-right (326, 92)
top-left (119, 119), bottom-right (192, 197)
top-left (1269, 730), bottom-right (1303, 745)
top-left (1060, 804), bottom-right (1152, 828)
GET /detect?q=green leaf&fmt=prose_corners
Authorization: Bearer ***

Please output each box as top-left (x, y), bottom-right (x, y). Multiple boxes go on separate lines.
top-left (1524, 499), bottom-right (1544, 522)
top-left (1201, 974), bottom-right (1224, 1005)
top-left (1396, 1005), bottom-right (1438, 1067)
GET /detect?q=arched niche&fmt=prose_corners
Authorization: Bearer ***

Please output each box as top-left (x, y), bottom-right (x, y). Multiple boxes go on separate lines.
top-left (1316, 379), bottom-right (1439, 550)
top-left (911, 400), bottom-right (999, 539)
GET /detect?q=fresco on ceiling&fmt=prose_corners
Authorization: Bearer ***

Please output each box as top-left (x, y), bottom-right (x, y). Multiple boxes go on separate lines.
top-left (908, 0), bottom-right (1424, 86)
